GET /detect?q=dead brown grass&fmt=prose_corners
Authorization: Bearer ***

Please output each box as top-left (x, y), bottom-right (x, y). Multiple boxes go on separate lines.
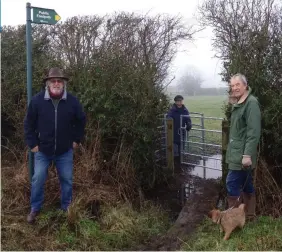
top-left (1, 133), bottom-right (139, 217)
top-left (1, 135), bottom-right (147, 250)
top-left (255, 159), bottom-right (282, 217)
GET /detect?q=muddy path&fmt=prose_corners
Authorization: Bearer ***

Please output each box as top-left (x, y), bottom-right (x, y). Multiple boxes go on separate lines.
top-left (139, 170), bottom-right (221, 251)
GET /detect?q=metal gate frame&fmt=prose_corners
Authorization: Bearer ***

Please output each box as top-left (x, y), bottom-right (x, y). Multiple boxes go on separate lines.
top-left (180, 113), bottom-right (223, 179)
top-left (155, 114), bottom-right (174, 171)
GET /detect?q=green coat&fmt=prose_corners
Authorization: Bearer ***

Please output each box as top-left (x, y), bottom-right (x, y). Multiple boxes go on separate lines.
top-left (226, 89), bottom-right (261, 170)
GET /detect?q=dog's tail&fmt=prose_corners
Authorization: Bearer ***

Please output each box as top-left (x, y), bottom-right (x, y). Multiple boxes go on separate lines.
top-left (238, 203), bottom-right (246, 211)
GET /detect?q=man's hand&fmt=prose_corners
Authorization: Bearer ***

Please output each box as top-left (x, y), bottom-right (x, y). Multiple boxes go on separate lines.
top-left (31, 146), bottom-right (39, 153)
top-left (186, 123), bottom-right (192, 132)
top-left (73, 142), bottom-right (78, 149)
top-left (242, 155), bottom-right (252, 167)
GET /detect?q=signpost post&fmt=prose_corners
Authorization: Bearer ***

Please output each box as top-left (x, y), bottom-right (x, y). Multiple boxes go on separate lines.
top-left (1, 0), bottom-right (2, 87)
top-left (26, 3), bottom-right (33, 183)
top-left (26, 2), bottom-right (61, 182)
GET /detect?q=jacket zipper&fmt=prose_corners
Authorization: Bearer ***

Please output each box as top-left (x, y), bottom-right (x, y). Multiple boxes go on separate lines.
top-left (52, 99), bottom-right (61, 154)
top-left (54, 108), bottom-right (57, 153)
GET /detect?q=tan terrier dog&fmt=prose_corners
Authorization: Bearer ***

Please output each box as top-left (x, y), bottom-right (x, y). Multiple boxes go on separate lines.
top-left (208, 203), bottom-right (246, 240)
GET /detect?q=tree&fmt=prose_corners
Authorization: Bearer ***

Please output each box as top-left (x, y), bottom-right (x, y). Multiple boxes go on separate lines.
top-left (1, 25), bottom-right (60, 152)
top-left (177, 65), bottom-right (203, 95)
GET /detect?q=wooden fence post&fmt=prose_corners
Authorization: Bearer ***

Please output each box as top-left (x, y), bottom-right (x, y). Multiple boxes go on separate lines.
top-left (166, 118), bottom-right (174, 172)
top-left (222, 120), bottom-right (229, 187)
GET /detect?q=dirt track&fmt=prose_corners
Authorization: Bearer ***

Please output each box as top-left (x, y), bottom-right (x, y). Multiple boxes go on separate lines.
top-left (139, 175), bottom-right (221, 251)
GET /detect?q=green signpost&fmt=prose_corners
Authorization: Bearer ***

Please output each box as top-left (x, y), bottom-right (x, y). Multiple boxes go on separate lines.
top-left (26, 2), bottom-right (61, 182)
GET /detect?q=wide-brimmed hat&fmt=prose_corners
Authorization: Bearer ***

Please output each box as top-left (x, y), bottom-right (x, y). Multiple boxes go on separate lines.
top-left (43, 67), bottom-right (69, 82)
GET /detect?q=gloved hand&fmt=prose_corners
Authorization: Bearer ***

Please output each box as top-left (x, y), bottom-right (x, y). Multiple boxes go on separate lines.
top-left (242, 155), bottom-right (252, 167)
top-left (186, 123), bottom-right (192, 131)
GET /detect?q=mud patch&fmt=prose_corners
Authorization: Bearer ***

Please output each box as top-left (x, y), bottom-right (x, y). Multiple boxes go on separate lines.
top-left (139, 177), bottom-right (220, 251)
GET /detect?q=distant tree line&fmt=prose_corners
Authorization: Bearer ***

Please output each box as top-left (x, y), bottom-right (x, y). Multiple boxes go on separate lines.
top-left (173, 65), bottom-right (228, 96)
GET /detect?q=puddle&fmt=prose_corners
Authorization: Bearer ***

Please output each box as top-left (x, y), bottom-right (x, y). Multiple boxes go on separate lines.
top-left (190, 154), bottom-right (222, 179)
top-left (179, 154), bottom-right (222, 202)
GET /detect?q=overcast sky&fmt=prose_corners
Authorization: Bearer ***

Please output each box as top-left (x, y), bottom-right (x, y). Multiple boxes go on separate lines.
top-left (2, 0), bottom-right (227, 88)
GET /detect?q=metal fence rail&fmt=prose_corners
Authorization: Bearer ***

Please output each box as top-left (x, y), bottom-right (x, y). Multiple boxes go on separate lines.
top-left (180, 113), bottom-right (223, 179)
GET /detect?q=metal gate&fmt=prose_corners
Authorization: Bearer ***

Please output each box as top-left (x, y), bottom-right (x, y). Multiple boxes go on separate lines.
top-left (180, 113), bottom-right (223, 179)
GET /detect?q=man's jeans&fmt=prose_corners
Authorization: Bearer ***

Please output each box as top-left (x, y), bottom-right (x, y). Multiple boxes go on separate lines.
top-left (31, 149), bottom-right (73, 212)
top-left (226, 169), bottom-right (255, 196)
top-left (173, 142), bottom-right (186, 157)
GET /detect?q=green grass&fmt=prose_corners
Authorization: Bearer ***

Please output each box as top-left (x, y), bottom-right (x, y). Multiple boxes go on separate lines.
top-left (173, 95), bottom-right (228, 151)
top-left (183, 95), bottom-right (227, 119)
top-left (182, 216), bottom-right (282, 251)
top-left (184, 95), bottom-right (227, 135)
top-left (1, 202), bottom-right (170, 251)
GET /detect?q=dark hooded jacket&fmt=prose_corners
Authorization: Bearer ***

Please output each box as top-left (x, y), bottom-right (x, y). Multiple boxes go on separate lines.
top-left (24, 90), bottom-right (86, 156)
top-left (167, 104), bottom-right (192, 144)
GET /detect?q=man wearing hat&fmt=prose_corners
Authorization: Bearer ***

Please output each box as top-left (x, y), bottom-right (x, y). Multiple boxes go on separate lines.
top-left (24, 67), bottom-right (86, 223)
top-left (167, 95), bottom-right (192, 170)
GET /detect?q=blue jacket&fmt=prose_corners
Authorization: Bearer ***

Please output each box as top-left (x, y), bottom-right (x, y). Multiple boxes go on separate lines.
top-left (167, 104), bottom-right (192, 144)
top-left (24, 90), bottom-right (86, 156)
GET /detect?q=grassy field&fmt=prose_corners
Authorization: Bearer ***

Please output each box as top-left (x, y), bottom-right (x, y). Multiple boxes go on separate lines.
top-left (183, 95), bottom-right (227, 119)
top-left (172, 95), bottom-right (228, 152)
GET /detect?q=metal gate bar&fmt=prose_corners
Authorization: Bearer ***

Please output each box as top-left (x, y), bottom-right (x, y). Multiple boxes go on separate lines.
top-left (180, 113), bottom-right (223, 179)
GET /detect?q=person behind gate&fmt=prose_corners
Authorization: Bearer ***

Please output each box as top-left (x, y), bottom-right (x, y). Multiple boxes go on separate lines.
top-left (24, 67), bottom-right (86, 223)
top-left (167, 95), bottom-right (192, 170)
top-left (226, 73), bottom-right (261, 221)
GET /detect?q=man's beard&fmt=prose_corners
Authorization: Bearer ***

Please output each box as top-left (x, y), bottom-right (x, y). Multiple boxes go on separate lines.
top-left (49, 87), bottom-right (64, 99)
